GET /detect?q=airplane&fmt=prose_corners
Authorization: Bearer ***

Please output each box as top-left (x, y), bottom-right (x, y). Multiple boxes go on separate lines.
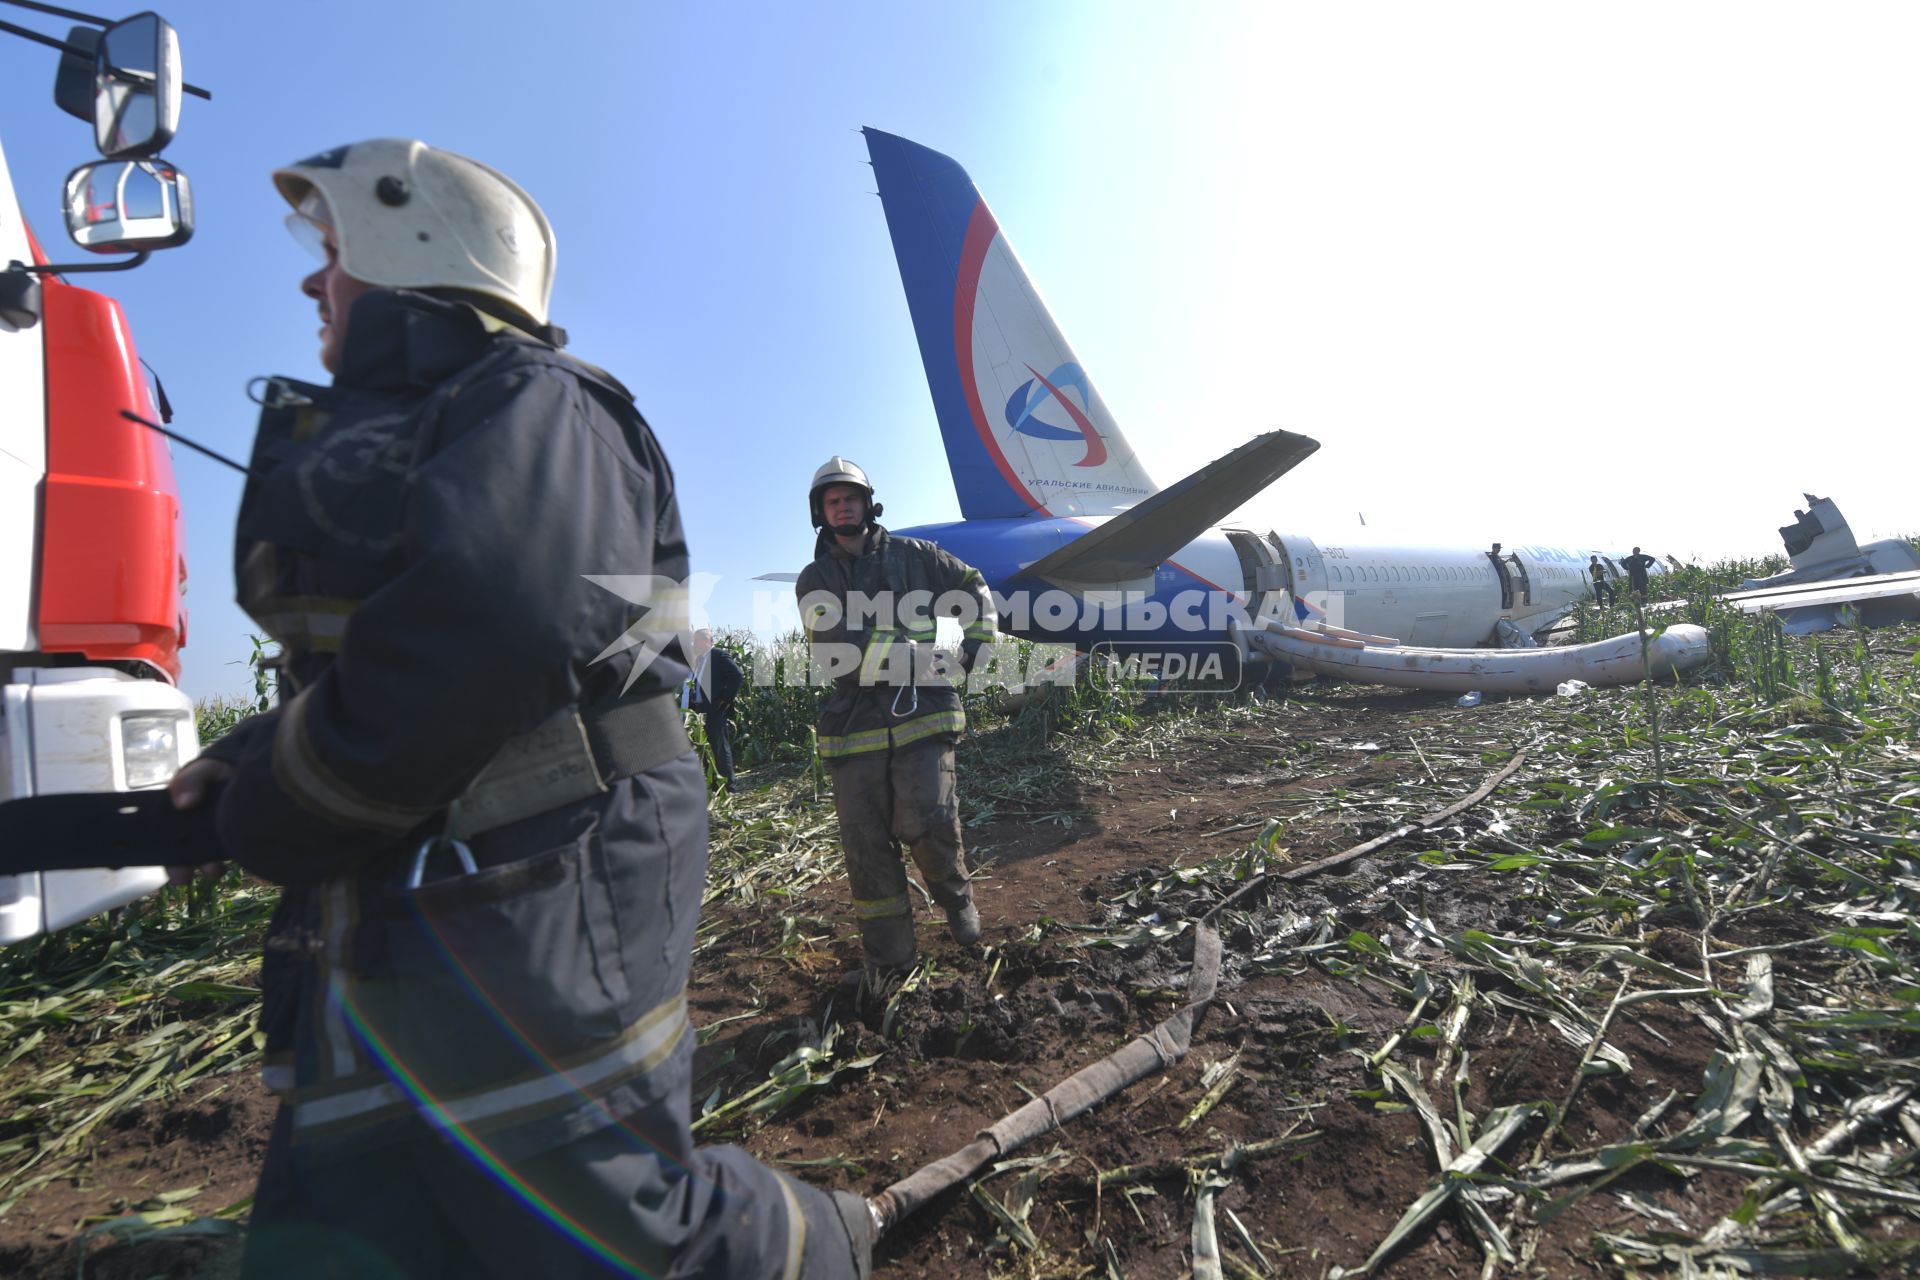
top-left (858, 127), bottom-right (1644, 680)
top-left (1720, 495), bottom-right (1920, 633)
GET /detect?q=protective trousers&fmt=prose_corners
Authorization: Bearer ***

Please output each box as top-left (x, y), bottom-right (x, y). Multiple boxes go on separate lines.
top-left (241, 1102), bottom-right (871, 1279)
top-left (238, 758), bottom-right (870, 1279)
top-left (828, 738), bottom-right (971, 969)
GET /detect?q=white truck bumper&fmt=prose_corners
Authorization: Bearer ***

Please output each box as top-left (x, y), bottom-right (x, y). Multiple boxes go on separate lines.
top-left (0, 667), bottom-right (199, 943)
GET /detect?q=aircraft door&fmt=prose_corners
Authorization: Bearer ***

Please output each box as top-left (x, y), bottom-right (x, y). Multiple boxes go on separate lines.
top-left (1224, 528), bottom-right (1285, 625)
top-left (1487, 550), bottom-right (1513, 610)
top-left (1508, 553), bottom-right (1532, 607)
top-left (1266, 532), bottom-right (1327, 624)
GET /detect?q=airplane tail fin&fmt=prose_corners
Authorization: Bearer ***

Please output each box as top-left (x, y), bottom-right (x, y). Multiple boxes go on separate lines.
top-left (864, 128), bottom-right (1157, 520)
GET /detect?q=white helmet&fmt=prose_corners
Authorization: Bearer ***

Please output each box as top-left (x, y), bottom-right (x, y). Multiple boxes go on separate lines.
top-left (809, 456), bottom-right (882, 529)
top-left (273, 139), bottom-right (557, 327)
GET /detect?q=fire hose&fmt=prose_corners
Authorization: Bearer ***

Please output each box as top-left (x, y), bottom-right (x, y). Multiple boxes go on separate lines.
top-left (865, 746), bottom-right (1531, 1237)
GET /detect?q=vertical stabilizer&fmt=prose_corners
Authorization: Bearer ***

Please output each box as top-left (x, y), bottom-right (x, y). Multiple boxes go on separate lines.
top-left (864, 128), bottom-right (1156, 519)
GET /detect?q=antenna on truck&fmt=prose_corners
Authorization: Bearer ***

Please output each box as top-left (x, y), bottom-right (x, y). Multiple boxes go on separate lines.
top-left (120, 409), bottom-right (259, 478)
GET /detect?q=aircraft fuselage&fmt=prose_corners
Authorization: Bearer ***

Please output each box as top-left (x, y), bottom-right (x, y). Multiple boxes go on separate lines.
top-left (898, 515), bottom-right (1624, 660)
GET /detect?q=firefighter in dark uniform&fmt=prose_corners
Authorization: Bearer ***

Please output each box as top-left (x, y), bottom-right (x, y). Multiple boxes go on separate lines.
top-left (795, 459), bottom-right (997, 977)
top-left (165, 140), bottom-right (870, 1278)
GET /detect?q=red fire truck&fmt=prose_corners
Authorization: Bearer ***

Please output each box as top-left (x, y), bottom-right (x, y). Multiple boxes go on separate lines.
top-left (0, 8), bottom-right (200, 942)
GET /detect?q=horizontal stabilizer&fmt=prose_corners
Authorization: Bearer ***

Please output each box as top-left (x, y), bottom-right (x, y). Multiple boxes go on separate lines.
top-left (1020, 429), bottom-right (1320, 590)
top-left (752, 572), bottom-right (801, 583)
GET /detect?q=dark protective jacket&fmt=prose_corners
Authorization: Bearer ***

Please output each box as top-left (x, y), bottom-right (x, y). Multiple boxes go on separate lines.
top-left (203, 289), bottom-right (700, 1154)
top-left (203, 292), bottom-right (872, 1276)
top-left (795, 525), bottom-right (996, 759)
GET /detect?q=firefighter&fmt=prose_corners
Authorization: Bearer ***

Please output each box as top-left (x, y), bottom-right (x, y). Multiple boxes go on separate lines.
top-left (165, 140), bottom-right (870, 1278)
top-left (795, 458), bottom-right (997, 978)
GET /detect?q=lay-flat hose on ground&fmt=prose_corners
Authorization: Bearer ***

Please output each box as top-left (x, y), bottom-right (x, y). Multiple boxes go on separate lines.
top-left (869, 923), bottom-right (1222, 1232)
top-left (866, 746), bottom-right (1530, 1237)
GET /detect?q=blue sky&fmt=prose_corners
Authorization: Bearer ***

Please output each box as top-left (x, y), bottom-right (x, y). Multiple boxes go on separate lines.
top-left (3, 1), bottom-right (1916, 702)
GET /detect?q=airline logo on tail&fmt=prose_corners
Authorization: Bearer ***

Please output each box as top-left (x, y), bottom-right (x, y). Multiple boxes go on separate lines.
top-left (865, 127), bottom-right (1157, 518)
top-left (1004, 362), bottom-right (1106, 468)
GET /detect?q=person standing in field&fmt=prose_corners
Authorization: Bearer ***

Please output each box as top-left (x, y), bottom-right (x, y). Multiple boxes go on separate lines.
top-left (1622, 546), bottom-right (1657, 602)
top-left (687, 629), bottom-right (746, 789)
top-left (165, 138), bottom-right (871, 1279)
top-left (796, 457), bottom-right (997, 982)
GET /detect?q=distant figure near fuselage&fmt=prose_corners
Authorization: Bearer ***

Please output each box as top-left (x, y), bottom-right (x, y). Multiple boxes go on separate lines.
top-left (1589, 556), bottom-right (1617, 606)
top-left (1622, 547), bottom-right (1657, 602)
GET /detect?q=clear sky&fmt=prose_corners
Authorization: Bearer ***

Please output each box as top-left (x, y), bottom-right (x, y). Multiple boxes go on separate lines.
top-left (3, 1), bottom-right (1915, 702)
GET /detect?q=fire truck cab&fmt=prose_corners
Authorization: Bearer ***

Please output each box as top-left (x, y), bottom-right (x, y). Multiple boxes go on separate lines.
top-left (1, 10), bottom-right (200, 942)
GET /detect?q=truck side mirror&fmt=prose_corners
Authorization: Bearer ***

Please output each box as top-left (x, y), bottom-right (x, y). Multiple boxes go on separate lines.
top-left (64, 160), bottom-right (194, 254)
top-left (93, 12), bottom-right (182, 159)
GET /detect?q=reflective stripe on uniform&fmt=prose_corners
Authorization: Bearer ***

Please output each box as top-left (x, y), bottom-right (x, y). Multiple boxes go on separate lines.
top-left (321, 880), bottom-right (360, 1078)
top-left (818, 708), bottom-right (965, 759)
top-left (817, 726), bottom-right (892, 758)
top-left (857, 631), bottom-right (897, 684)
top-left (961, 568), bottom-right (997, 641)
top-left (852, 893), bottom-right (911, 920)
top-left (888, 708), bottom-right (965, 749)
top-left (251, 595), bottom-right (357, 653)
top-left (272, 690), bottom-right (444, 833)
top-left (290, 989), bottom-right (691, 1140)
top-left (775, 1176), bottom-right (807, 1280)
top-left (260, 1059), bottom-right (296, 1098)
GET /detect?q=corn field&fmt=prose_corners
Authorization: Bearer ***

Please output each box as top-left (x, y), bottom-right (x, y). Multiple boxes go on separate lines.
top-left (2, 559), bottom-right (1917, 1277)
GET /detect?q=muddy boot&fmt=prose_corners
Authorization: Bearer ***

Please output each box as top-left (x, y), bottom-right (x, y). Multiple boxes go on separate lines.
top-left (944, 899), bottom-right (981, 945)
top-left (925, 880), bottom-right (979, 945)
top-left (858, 912), bottom-right (917, 973)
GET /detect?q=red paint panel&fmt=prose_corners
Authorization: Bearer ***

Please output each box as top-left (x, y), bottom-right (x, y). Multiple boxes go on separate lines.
top-left (36, 279), bottom-right (185, 682)
top-left (953, 201), bottom-right (1048, 514)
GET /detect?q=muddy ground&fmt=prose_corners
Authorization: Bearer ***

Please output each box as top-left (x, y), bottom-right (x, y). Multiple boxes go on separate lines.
top-left (1, 686), bottom-right (1910, 1278)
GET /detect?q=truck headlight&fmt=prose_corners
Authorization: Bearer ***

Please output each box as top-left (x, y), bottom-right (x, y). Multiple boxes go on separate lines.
top-left (121, 713), bottom-right (183, 789)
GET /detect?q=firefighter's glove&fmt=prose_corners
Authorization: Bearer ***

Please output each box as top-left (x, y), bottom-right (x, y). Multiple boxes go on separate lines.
top-left (959, 637), bottom-right (984, 674)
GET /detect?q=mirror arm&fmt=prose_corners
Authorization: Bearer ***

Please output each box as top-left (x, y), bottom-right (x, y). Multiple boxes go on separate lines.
top-left (0, 2), bottom-right (111, 26)
top-left (0, 13), bottom-right (211, 98)
top-left (9, 252), bottom-right (151, 276)
top-left (0, 14), bottom-right (87, 54)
